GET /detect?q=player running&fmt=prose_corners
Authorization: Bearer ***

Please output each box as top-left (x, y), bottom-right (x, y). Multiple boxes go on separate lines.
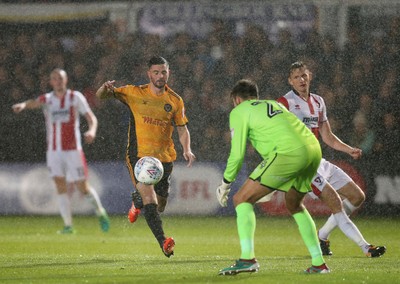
top-left (276, 61), bottom-right (386, 257)
top-left (217, 79), bottom-right (329, 275)
top-left (96, 56), bottom-right (195, 257)
top-left (12, 68), bottom-right (110, 234)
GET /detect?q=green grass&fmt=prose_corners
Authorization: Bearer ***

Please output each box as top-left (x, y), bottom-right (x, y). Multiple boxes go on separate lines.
top-left (0, 215), bottom-right (399, 284)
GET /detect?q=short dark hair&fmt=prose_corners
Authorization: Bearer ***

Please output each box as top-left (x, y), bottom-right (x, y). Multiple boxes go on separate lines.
top-left (230, 79), bottom-right (259, 100)
top-left (148, 56), bottom-right (169, 68)
top-left (289, 61), bottom-right (307, 76)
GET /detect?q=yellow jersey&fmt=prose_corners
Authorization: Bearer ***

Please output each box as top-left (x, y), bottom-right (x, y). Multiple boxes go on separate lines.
top-left (114, 84), bottom-right (188, 163)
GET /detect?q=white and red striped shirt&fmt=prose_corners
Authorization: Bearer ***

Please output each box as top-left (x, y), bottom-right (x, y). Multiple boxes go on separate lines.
top-left (277, 90), bottom-right (327, 139)
top-left (37, 89), bottom-right (91, 151)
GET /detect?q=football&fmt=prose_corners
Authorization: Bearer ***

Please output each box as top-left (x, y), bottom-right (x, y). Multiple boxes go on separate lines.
top-left (134, 156), bottom-right (164, 185)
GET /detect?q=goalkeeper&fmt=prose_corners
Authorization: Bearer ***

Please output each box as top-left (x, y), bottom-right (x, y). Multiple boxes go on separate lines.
top-left (217, 79), bottom-right (329, 275)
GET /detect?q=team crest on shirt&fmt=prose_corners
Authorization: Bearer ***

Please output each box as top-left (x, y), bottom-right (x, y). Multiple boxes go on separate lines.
top-left (164, 104), bottom-right (172, 112)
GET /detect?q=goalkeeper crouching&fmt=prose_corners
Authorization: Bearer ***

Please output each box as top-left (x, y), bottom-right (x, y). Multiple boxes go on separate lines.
top-left (217, 79), bottom-right (329, 275)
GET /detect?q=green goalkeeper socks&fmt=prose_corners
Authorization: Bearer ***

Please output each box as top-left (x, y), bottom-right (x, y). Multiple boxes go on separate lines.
top-left (293, 209), bottom-right (325, 266)
top-left (235, 202), bottom-right (256, 260)
top-left (235, 203), bottom-right (324, 265)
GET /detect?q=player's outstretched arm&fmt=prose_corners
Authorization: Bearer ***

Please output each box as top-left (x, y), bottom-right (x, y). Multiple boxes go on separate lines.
top-left (12, 99), bottom-right (42, 113)
top-left (96, 80), bottom-right (116, 99)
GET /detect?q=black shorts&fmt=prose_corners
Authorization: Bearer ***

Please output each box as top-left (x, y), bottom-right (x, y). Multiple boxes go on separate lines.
top-left (129, 157), bottom-right (173, 198)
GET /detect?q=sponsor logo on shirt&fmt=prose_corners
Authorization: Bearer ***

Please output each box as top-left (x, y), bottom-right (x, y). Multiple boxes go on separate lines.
top-left (51, 109), bottom-right (70, 122)
top-left (302, 116), bottom-right (318, 124)
top-left (143, 116), bottom-right (168, 127)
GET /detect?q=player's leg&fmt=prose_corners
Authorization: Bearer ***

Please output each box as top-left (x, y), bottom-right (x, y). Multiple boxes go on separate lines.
top-left (220, 152), bottom-right (300, 275)
top-left (311, 163), bottom-right (352, 254)
top-left (48, 151), bottom-right (74, 234)
top-left (315, 161), bottom-right (381, 256)
top-left (137, 182), bottom-right (174, 257)
top-left (290, 143), bottom-right (329, 273)
top-left (318, 163), bottom-right (364, 239)
top-left (133, 162), bottom-right (174, 257)
top-left (317, 183), bottom-right (384, 256)
top-left (54, 176), bottom-right (74, 234)
top-left (126, 157), bottom-right (142, 223)
top-left (74, 179), bottom-right (110, 232)
top-left (74, 180), bottom-right (105, 215)
top-left (128, 161), bottom-right (172, 221)
top-left (157, 195), bottom-right (167, 213)
top-left (233, 179), bottom-right (274, 258)
top-left (219, 179), bottom-right (271, 275)
top-left (128, 189), bottom-right (142, 223)
top-left (154, 162), bottom-right (172, 213)
top-left (319, 182), bottom-right (385, 257)
top-left (68, 150), bottom-right (110, 232)
top-left (125, 158), bottom-right (146, 221)
top-left (312, 180), bottom-right (341, 255)
top-left (337, 181), bottom-right (365, 213)
top-left (312, 160), bottom-right (342, 245)
top-left (285, 188), bottom-right (328, 273)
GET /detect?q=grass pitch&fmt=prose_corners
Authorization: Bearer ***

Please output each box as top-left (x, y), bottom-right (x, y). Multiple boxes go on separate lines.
top-left (0, 215), bottom-right (399, 284)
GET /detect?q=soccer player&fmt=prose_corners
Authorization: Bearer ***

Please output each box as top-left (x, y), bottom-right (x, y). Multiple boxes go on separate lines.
top-left (217, 79), bottom-right (329, 275)
top-left (276, 61), bottom-right (386, 257)
top-left (96, 56), bottom-right (195, 257)
top-left (12, 68), bottom-right (110, 234)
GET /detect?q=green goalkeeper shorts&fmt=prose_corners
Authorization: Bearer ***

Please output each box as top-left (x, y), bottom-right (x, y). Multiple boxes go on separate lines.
top-left (249, 142), bottom-right (321, 194)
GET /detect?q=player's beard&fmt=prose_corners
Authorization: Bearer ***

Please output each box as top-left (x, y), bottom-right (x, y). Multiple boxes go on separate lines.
top-left (154, 80), bottom-right (166, 89)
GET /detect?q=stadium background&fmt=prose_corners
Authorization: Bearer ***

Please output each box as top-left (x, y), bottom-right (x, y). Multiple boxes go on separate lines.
top-left (0, 0), bottom-right (399, 217)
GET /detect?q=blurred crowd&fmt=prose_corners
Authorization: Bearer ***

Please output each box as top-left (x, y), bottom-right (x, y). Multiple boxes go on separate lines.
top-left (0, 18), bottom-right (399, 180)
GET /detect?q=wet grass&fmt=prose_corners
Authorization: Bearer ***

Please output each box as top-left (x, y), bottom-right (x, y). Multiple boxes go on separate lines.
top-left (0, 215), bottom-right (399, 283)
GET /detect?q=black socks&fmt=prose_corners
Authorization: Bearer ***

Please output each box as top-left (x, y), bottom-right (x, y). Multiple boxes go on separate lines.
top-left (143, 203), bottom-right (165, 247)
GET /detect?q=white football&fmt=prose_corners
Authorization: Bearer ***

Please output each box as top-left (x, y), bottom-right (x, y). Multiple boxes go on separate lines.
top-left (134, 156), bottom-right (164, 185)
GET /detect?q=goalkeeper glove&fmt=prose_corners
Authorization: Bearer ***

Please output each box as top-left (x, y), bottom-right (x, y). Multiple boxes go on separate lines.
top-left (216, 180), bottom-right (231, 207)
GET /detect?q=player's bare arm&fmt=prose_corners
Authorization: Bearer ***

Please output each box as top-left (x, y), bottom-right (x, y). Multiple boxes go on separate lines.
top-left (96, 80), bottom-right (117, 99)
top-left (83, 111), bottom-right (98, 144)
top-left (12, 99), bottom-right (42, 113)
top-left (177, 125), bottom-right (196, 167)
top-left (319, 120), bottom-right (362, 160)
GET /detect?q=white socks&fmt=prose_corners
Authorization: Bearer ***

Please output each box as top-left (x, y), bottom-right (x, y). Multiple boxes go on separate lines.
top-left (58, 193), bottom-right (72, 227)
top-left (333, 211), bottom-right (368, 247)
top-left (318, 198), bottom-right (358, 239)
top-left (318, 198), bottom-right (370, 254)
top-left (342, 198), bottom-right (357, 215)
top-left (319, 210), bottom-right (370, 254)
top-left (85, 185), bottom-right (105, 216)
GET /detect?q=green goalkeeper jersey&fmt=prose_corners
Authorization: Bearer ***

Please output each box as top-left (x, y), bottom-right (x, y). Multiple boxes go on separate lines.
top-left (223, 99), bottom-right (319, 183)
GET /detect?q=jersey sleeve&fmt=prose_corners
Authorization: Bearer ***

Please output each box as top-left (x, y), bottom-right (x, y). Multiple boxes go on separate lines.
top-left (114, 85), bottom-right (133, 104)
top-left (276, 96), bottom-right (289, 109)
top-left (173, 98), bottom-right (188, 126)
top-left (319, 96), bottom-right (328, 123)
top-left (223, 108), bottom-right (249, 183)
top-left (36, 94), bottom-right (46, 104)
top-left (75, 91), bottom-right (92, 115)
